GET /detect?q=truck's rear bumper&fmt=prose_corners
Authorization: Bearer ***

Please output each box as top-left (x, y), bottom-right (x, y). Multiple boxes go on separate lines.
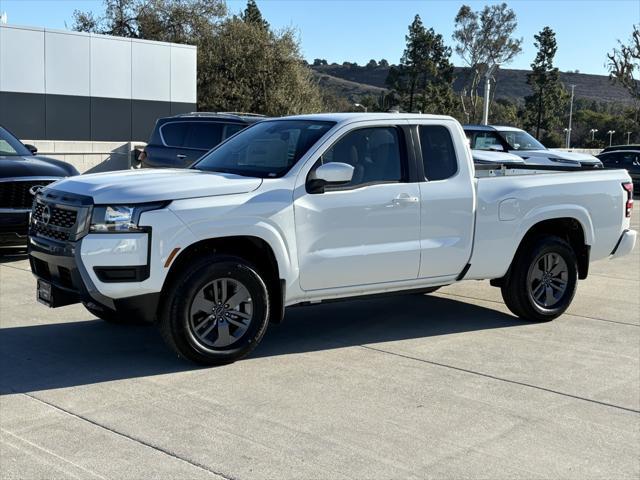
top-left (611, 229), bottom-right (637, 258)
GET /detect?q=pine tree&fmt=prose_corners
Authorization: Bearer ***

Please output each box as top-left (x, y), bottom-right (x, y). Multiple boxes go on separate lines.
top-left (241, 0), bottom-right (269, 30)
top-left (386, 15), bottom-right (457, 114)
top-left (524, 27), bottom-right (568, 137)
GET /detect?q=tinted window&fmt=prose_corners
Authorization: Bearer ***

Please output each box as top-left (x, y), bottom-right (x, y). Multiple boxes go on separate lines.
top-left (621, 152), bottom-right (640, 172)
top-left (322, 127), bottom-right (403, 188)
top-left (195, 120), bottom-right (334, 178)
top-left (161, 123), bottom-right (189, 147)
top-left (0, 126), bottom-right (30, 157)
top-left (600, 152), bottom-right (622, 167)
top-left (223, 123), bottom-right (246, 139)
top-left (184, 123), bottom-right (223, 149)
top-left (419, 125), bottom-right (458, 181)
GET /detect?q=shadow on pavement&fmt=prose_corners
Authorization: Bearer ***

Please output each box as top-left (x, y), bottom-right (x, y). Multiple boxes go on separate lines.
top-left (1, 294), bottom-right (521, 394)
top-left (0, 248), bottom-right (28, 264)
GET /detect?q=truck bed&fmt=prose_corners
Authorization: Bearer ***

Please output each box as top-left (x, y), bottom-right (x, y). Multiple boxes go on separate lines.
top-left (466, 167), bottom-right (632, 280)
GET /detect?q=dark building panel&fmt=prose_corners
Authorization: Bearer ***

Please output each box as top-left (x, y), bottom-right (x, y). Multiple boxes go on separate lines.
top-left (0, 92), bottom-right (46, 139)
top-left (132, 100), bottom-right (171, 141)
top-left (91, 97), bottom-right (132, 141)
top-left (46, 95), bottom-right (91, 141)
top-left (171, 102), bottom-right (197, 116)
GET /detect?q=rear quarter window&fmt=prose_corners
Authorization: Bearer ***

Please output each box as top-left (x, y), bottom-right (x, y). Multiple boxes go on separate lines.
top-left (419, 125), bottom-right (458, 181)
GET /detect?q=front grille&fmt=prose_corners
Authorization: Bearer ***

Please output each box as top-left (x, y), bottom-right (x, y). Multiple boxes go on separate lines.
top-left (0, 180), bottom-right (55, 209)
top-left (32, 203), bottom-right (77, 228)
top-left (31, 222), bottom-right (71, 241)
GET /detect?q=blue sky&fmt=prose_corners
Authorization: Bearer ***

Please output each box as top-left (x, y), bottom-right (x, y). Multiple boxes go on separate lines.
top-left (1, 0), bottom-right (638, 75)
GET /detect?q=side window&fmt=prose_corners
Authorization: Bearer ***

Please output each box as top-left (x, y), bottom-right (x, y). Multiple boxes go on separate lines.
top-left (321, 127), bottom-right (403, 188)
top-left (223, 123), bottom-right (246, 140)
top-left (621, 153), bottom-right (640, 171)
top-left (471, 132), bottom-right (502, 150)
top-left (600, 152), bottom-right (621, 167)
top-left (161, 123), bottom-right (188, 147)
top-left (184, 123), bottom-right (223, 150)
top-left (419, 125), bottom-right (458, 181)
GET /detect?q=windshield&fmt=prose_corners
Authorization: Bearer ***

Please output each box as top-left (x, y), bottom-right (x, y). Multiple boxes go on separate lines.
top-left (0, 126), bottom-right (31, 157)
top-left (194, 120), bottom-right (335, 178)
top-left (498, 130), bottom-right (546, 151)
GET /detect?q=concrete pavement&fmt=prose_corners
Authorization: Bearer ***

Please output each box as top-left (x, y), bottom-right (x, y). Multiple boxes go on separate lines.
top-left (1, 212), bottom-right (638, 479)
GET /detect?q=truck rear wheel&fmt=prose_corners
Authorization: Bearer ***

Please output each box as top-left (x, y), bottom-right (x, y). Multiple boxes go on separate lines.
top-left (159, 255), bottom-right (270, 365)
top-left (501, 235), bottom-right (578, 322)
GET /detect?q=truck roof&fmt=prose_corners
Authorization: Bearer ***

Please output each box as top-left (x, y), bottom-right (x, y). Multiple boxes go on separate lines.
top-left (463, 124), bottom-right (522, 132)
top-left (277, 112), bottom-right (456, 125)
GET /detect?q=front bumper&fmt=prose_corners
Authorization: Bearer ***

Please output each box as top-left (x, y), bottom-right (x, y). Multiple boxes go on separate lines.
top-left (611, 229), bottom-right (637, 259)
top-left (28, 234), bottom-right (159, 322)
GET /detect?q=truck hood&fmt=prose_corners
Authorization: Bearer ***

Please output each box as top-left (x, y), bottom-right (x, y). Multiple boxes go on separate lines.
top-left (520, 150), bottom-right (602, 165)
top-left (472, 150), bottom-right (525, 164)
top-left (48, 169), bottom-right (263, 204)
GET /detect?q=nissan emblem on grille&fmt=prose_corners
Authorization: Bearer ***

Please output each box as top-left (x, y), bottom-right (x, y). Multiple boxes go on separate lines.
top-left (41, 205), bottom-right (51, 225)
top-left (29, 185), bottom-right (45, 196)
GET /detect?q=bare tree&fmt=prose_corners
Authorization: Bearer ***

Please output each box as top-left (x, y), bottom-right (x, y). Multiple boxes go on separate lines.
top-left (453, 3), bottom-right (522, 123)
top-left (607, 25), bottom-right (640, 120)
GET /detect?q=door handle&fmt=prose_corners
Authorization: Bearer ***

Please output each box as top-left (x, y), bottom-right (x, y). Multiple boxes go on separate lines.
top-left (176, 154), bottom-right (187, 159)
top-left (391, 194), bottom-right (419, 206)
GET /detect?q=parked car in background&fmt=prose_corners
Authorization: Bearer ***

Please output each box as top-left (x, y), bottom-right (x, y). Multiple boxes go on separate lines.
top-left (0, 126), bottom-right (78, 247)
top-left (139, 112), bottom-right (266, 169)
top-left (598, 145), bottom-right (640, 190)
top-left (471, 149), bottom-right (526, 166)
top-left (464, 125), bottom-right (603, 168)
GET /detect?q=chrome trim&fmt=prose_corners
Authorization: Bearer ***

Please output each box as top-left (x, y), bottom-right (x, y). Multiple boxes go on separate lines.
top-left (0, 208), bottom-right (31, 213)
top-left (0, 177), bottom-right (63, 183)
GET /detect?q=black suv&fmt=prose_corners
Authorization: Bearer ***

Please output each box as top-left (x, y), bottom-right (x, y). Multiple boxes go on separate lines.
top-left (597, 145), bottom-right (640, 191)
top-left (139, 112), bottom-right (266, 168)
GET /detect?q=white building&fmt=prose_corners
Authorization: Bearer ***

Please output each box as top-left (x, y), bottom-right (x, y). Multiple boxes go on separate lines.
top-left (0, 24), bottom-right (197, 142)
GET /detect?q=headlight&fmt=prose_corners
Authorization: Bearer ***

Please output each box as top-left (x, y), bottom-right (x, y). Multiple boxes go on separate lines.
top-left (90, 203), bottom-right (166, 233)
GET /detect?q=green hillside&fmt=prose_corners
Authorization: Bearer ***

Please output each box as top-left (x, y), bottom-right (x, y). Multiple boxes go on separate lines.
top-left (311, 64), bottom-right (635, 105)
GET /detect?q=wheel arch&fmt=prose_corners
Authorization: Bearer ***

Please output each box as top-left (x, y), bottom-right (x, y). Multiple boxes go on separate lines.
top-left (161, 234), bottom-right (287, 323)
top-left (493, 216), bottom-right (591, 286)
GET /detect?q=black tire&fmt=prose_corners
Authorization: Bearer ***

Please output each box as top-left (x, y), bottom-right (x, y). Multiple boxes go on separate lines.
top-left (159, 255), bottom-right (270, 365)
top-left (501, 235), bottom-right (578, 322)
top-left (83, 302), bottom-right (144, 324)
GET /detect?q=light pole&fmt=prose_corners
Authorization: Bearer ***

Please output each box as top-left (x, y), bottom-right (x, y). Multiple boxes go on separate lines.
top-left (482, 65), bottom-right (497, 125)
top-left (589, 128), bottom-right (598, 141)
top-left (564, 128), bottom-right (570, 148)
top-left (353, 103), bottom-right (367, 113)
top-left (607, 130), bottom-right (616, 146)
top-left (566, 84), bottom-right (576, 148)
top-left (626, 131), bottom-right (632, 144)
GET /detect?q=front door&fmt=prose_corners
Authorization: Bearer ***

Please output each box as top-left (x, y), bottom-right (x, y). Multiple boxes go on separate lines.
top-left (294, 125), bottom-right (421, 291)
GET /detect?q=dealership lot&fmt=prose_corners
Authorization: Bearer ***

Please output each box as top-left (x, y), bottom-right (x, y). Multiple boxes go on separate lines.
top-left (1, 211), bottom-right (638, 480)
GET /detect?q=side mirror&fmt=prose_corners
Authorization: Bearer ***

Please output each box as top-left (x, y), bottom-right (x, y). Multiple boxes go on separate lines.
top-left (488, 144), bottom-right (505, 152)
top-left (307, 162), bottom-right (354, 193)
top-left (24, 144), bottom-right (38, 155)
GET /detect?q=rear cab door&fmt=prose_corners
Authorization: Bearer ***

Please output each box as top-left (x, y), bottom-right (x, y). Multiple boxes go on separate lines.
top-left (411, 119), bottom-right (475, 279)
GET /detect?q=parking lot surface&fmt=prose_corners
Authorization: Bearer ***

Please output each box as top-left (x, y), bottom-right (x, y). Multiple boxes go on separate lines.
top-left (1, 211), bottom-right (638, 480)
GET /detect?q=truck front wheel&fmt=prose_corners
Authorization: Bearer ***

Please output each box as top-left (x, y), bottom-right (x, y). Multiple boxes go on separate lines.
top-left (159, 255), bottom-right (270, 365)
top-left (501, 235), bottom-right (578, 322)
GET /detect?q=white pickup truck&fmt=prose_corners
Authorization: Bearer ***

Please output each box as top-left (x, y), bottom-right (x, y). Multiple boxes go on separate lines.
top-left (28, 113), bottom-right (636, 364)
